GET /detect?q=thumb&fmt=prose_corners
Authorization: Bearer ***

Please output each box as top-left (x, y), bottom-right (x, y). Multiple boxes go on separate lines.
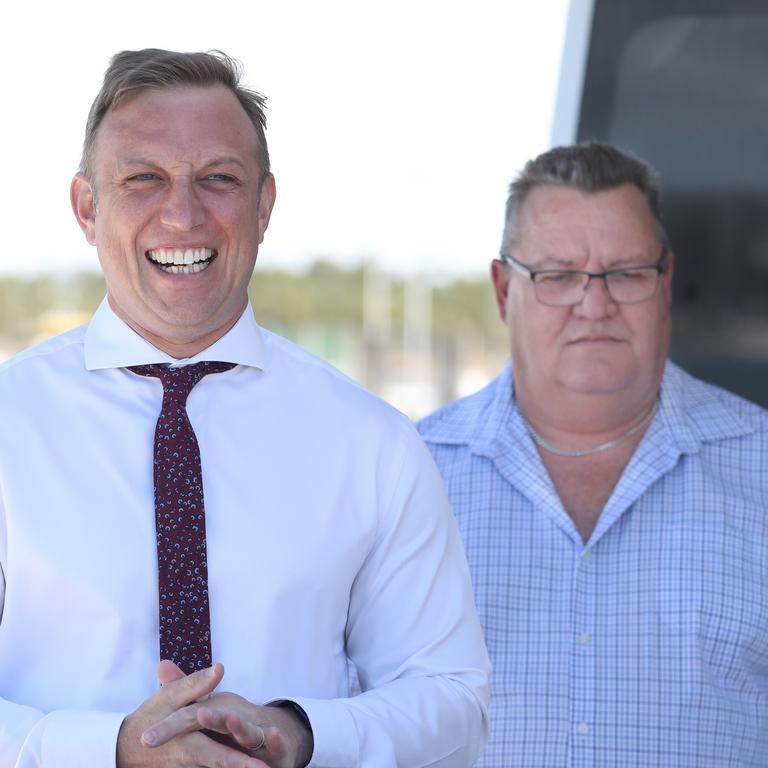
top-left (155, 662), bottom-right (225, 709)
top-left (156, 659), bottom-right (186, 686)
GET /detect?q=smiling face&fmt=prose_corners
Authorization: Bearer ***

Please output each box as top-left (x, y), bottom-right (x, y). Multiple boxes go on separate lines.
top-left (492, 183), bottom-right (673, 413)
top-left (71, 84), bottom-right (276, 357)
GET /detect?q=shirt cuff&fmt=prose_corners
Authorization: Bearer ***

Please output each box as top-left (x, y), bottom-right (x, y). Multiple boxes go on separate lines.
top-left (286, 697), bottom-right (359, 768)
top-left (27, 709), bottom-right (125, 768)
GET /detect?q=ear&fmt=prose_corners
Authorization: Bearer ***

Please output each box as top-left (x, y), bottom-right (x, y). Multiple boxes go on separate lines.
top-left (256, 173), bottom-right (277, 243)
top-left (70, 173), bottom-right (98, 246)
top-left (491, 259), bottom-right (511, 323)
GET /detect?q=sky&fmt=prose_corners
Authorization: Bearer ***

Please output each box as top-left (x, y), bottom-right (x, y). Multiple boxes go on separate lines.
top-left (1, 0), bottom-right (570, 278)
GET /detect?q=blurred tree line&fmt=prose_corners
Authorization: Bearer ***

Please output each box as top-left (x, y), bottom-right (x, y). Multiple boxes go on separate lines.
top-left (0, 262), bottom-right (507, 410)
top-left (0, 261), bottom-right (504, 350)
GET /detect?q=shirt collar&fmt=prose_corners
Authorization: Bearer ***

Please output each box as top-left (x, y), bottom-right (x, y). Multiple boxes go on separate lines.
top-left (419, 361), bottom-right (520, 456)
top-left (654, 360), bottom-right (755, 452)
top-left (84, 297), bottom-right (267, 371)
top-left (422, 359), bottom-right (756, 458)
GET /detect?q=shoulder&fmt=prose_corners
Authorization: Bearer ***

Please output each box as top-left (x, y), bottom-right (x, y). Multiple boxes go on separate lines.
top-left (0, 324), bottom-right (88, 386)
top-left (417, 366), bottom-right (510, 448)
top-left (259, 327), bottom-right (415, 436)
top-left (0, 325), bottom-right (90, 433)
top-left (663, 361), bottom-right (768, 443)
top-left (662, 362), bottom-right (768, 505)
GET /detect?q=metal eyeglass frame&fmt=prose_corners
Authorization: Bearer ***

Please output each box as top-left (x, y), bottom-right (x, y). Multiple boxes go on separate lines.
top-left (499, 248), bottom-right (669, 306)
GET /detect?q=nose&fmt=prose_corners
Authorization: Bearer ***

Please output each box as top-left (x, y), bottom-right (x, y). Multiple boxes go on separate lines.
top-left (159, 178), bottom-right (204, 231)
top-left (573, 274), bottom-right (616, 318)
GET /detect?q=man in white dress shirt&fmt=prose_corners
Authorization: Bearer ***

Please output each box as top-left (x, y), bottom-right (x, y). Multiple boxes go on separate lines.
top-left (0, 49), bottom-right (489, 768)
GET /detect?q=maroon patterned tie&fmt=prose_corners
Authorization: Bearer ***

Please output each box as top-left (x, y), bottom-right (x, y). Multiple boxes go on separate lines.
top-left (129, 362), bottom-right (235, 674)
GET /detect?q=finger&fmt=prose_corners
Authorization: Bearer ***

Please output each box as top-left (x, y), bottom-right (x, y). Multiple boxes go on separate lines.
top-left (142, 666), bottom-right (225, 746)
top-left (156, 659), bottom-right (186, 686)
top-left (224, 713), bottom-right (270, 753)
top-left (198, 708), bottom-right (268, 751)
top-left (142, 703), bottom-right (202, 747)
top-left (162, 663), bottom-right (224, 710)
top-left (196, 705), bottom-right (233, 733)
top-left (224, 717), bottom-right (283, 762)
top-left (182, 731), bottom-right (268, 768)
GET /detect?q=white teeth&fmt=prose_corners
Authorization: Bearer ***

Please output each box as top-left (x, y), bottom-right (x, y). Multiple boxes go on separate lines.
top-left (147, 247), bottom-right (215, 274)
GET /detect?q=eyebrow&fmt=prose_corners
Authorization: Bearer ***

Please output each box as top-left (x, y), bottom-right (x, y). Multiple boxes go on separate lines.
top-left (118, 156), bottom-right (248, 170)
top-left (601, 255), bottom-right (660, 269)
top-left (200, 156), bottom-right (248, 171)
top-left (532, 253), bottom-right (658, 271)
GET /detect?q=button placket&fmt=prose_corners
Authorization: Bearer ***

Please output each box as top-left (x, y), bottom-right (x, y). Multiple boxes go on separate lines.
top-left (569, 544), bottom-right (596, 766)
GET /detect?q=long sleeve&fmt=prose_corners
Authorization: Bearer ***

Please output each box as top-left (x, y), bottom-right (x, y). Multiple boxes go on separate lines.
top-left (0, 309), bottom-right (490, 768)
top-left (0, 702), bottom-right (124, 768)
top-left (293, 427), bottom-right (490, 767)
top-left (0, 492), bottom-right (126, 768)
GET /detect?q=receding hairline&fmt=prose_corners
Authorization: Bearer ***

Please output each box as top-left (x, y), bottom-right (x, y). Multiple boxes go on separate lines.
top-left (512, 181), bottom-right (666, 253)
top-left (79, 48), bottom-right (271, 182)
top-left (500, 142), bottom-right (670, 255)
top-left (106, 80), bottom-right (244, 113)
top-left (86, 84), bottom-right (268, 185)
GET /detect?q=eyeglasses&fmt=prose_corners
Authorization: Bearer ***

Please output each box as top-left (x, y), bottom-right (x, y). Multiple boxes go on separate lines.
top-left (500, 249), bottom-right (668, 307)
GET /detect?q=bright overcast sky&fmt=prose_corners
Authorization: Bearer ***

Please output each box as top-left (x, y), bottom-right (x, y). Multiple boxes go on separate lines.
top-left (1, 0), bottom-right (569, 278)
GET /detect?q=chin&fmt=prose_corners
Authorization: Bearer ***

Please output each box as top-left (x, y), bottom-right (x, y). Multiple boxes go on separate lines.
top-left (558, 368), bottom-right (637, 396)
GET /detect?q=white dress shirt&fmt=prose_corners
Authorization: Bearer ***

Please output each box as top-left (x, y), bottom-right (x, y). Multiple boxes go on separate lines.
top-left (0, 299), bottom-right (489, 768)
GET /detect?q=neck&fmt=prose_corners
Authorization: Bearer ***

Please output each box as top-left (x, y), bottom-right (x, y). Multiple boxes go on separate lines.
top-left (524, 399), bottom-right (658, 458)
top-left (516, 386), bottom-right (661, 456)
top-left (108, 296), bottom-right (241, 359)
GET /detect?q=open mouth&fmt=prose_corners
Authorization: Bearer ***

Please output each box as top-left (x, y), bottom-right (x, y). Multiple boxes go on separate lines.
top-left (146, 247), bottom-right (217, 274)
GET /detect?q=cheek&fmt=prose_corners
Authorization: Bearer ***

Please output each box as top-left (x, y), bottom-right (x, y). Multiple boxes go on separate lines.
top-left (509, 305), bottom-right (565, 363)
top-left (94, 205), bottom-right (144, 251)
top-left (625, 305), bottom-right (668, 358)
top-left (523, 306), bottom-right (570, 343)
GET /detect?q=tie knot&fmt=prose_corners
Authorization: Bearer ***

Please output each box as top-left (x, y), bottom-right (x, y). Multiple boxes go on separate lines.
top-left (129, 361), bottom-right (235, 403)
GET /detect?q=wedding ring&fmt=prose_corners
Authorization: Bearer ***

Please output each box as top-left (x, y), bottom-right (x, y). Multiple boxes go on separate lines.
top-left (251, 725), bottom-right (266, 751)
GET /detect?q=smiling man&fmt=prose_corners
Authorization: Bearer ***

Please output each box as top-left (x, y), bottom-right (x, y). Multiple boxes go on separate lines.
top-left (418, 143), bottom-right (768, 766)
top-left (0, 50), bottom-right (489, 768)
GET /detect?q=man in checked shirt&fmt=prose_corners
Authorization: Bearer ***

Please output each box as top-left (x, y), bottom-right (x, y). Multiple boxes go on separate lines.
top-left (419, 142), bottom-right (768, 767)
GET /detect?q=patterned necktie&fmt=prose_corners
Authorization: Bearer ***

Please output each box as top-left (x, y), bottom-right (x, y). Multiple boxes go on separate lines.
top-left (129, 361), bottom-right (235, 674)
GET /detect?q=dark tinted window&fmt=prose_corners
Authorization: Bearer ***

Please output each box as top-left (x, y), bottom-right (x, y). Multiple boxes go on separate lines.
top-left (578, 0), bottom-right (768, 406)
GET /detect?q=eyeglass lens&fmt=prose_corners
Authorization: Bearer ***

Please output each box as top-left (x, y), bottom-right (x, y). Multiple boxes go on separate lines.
top-left (534, 268), bottom-right (660, 306)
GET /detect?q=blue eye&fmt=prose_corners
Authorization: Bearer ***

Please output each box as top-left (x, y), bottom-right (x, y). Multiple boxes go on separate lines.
top-left (203, 174), bottom-right (237, 183)
top-left (128, 173), bottom-right (160, 182)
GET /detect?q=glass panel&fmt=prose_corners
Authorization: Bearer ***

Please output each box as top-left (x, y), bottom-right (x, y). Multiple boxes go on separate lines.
top-left (578, 1), bottom-right (768, 406)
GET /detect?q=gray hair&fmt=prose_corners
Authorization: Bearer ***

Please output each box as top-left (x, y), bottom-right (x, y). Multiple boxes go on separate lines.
top-left (500, 141), bottom-right (670, 255)
top-left (80, 48), bottom-right (270, 181)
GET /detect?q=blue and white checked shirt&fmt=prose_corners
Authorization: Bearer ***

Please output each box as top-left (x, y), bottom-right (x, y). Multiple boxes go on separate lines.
top-left (418, 361), bottom-right (768, 767)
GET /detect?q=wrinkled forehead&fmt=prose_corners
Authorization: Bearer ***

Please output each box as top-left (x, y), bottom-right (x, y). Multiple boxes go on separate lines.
top-left (92, 85), bottom-right (262, 172)
top-left (516, 183), bottom-right (660, 256)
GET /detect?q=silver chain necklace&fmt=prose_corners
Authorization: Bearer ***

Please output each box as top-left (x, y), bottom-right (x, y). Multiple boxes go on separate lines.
top-left (523, 399), bottom-right (659, 458)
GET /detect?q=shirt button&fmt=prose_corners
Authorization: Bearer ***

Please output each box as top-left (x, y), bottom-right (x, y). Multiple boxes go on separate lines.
top-left (578, 632), bottom-right (590, 644)
top-left (578, 723), bottom-right (589, 735)
top-left (582, 550), bottom-right (592, 560)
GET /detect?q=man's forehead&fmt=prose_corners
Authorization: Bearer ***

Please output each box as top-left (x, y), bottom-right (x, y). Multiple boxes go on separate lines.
top-left (94, 85), bottom-right (260, 163)
top-left (518, 184), bottom-right (655, 237)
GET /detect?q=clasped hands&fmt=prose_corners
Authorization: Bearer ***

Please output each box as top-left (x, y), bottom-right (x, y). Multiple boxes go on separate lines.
top-left (117, 660), bottom-right (313, 768)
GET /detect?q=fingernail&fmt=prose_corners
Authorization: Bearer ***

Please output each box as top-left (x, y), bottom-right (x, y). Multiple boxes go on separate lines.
top-left (142, 730), bottom-right (157, 746)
